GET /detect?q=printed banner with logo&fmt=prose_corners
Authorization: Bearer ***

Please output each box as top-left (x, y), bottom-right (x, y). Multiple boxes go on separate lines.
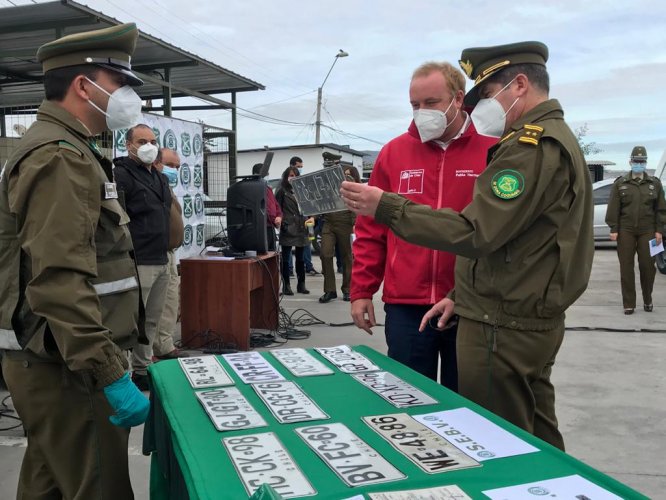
top-left (113, 113), bottom-right (205, 261)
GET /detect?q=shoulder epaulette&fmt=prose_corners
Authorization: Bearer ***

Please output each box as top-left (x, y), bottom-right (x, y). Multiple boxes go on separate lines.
top-left (58, 140), bottom-right (83, 156)
top-left (518, 124), bottom-right (544, 146)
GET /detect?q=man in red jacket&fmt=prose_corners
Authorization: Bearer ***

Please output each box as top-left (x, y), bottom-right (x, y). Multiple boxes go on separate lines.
top-left (253, 163), bottom-right (282, 251)
top-left (351, 61), bottom-right (497, 390)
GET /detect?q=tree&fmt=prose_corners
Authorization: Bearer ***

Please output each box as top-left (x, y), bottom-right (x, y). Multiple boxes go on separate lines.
top-left (574, 123), bottom-right (603, 156)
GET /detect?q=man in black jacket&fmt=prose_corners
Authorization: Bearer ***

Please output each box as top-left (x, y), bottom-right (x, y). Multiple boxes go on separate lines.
top-left (113, 124), bottom-right (171, 390)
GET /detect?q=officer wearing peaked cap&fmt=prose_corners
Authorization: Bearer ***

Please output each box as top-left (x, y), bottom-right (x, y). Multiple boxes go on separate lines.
top-left (340, 41), bottom-right (594, 450)
top-left (319, 151), bottom-right (355, 303)
top-left (606, 146), bottom-right (666, 314)
top-left (0, 23), bottom-right (148, 498)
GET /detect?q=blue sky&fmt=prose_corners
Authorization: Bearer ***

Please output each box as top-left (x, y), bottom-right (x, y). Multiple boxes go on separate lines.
top-left (7, 0), bottom-right (666, 169)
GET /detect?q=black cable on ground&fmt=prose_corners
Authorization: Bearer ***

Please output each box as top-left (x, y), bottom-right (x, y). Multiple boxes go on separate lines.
top-left (566, 326), bottom-right (666, 333)
top-left (0, 395), bottom-right (22, 432)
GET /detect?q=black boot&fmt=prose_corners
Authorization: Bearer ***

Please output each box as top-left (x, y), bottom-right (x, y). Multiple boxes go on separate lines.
top-left (283, 282), bottom-right (294, 296)
top-left (297, 281), bottom-right (310, 294)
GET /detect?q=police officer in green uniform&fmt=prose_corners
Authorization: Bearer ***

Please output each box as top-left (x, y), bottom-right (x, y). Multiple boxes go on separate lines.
top-left (341, 41), bottom-right (594, 450)
top-left (319, 151), bottom-right (355, 303)
top-left (606, 146), bottom-right (666, 314)
top-left (0, 24), bottom-right (149, 498)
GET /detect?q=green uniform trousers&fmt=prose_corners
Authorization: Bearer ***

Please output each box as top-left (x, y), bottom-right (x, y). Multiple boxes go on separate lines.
top-left (320, 222), bottom-right (353, 294)
top-left (617, 231), bottom-right (656, 309)
top-left (2, 353), bottom-right (133, 500)
top-left (457, 317), bottom-right (565, 450)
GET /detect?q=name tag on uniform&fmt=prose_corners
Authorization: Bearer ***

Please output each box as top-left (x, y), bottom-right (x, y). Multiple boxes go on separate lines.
top-left (104, 182), bottom-right (118, 199)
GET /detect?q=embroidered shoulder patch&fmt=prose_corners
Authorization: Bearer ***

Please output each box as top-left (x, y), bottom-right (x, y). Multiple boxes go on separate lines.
top-left (491, 169), bottom-right (525, 200)
top-left (518, 124), bottom-right (544, 146)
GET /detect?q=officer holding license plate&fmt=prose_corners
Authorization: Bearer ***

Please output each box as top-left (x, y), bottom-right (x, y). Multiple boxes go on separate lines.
top-left (341, 41), bottom-right (594, 450)
top-left (0, 24), bottom-right (148, 498)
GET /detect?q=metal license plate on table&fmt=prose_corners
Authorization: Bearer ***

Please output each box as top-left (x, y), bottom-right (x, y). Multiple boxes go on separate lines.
top-left (222, 351), bottom-right (286, 383)
top-left (363, 413), bottom-right (480, 474)
top-left (195, 387), bottom-right (267, 432)
top-left (252, 381), bottom-right (329, 423)
top-left (295, 422), bottom-right (405, 487)
top-left (222, 432), bottom-right (316, 498)
top-left (314, 345), bottom-right (381, 373)
top-left (178, 355), bottom-right (234, 389)
top-left (270, 348), bottom-right (334, 377)
top-left (352, 371), bottom-right (438, 408)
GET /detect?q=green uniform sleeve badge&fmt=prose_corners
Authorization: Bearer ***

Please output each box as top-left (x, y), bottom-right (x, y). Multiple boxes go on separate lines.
top-left (58, 140), bottom-right (83, 156)
top-left (492, 169), bottom-right (525, 199)
top-left (518, 124), bottom-right (543, 146)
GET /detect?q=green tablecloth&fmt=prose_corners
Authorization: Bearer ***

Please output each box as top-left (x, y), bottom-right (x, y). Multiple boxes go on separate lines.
top-left (144, 345), bottom-right (646, 499)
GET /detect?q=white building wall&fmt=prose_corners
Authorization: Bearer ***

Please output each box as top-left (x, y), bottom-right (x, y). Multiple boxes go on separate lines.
top-left (234, 147), bottom-right (364, 182)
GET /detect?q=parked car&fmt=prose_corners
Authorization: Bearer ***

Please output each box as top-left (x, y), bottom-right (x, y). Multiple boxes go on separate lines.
top-left (592, 178), bottom-right (615, 241)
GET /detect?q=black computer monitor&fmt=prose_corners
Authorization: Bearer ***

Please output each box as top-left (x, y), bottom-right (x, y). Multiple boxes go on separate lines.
top-left (226, 177), bottom-right (267, 253)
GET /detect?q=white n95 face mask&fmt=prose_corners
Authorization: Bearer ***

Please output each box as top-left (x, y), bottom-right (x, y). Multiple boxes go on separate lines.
top-left (471, 78), bottom-right (519, 138)
top-left (85, 77), bottom-right (143, 131)
top-left (413, 97), bottom-right (458, 143)
top-left (137, 143), bottom-right (159, 165)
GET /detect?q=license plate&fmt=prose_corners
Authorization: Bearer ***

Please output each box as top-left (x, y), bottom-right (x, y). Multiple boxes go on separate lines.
top-left (352, 371), bottom-right (438, 408)
top-left (179, 356), bottom-right (234, 389)
top-left (295, 422), bottom-right (405, 487)
top-left (271, 348), bottom-right (334, 377)
top-left (363, 413), bottom-right (480, 474)
top-left (368, 485), bottom-right (471, 499)
top-left (252, 381), bottom-right (329, 424)
top-left (223, 432), bottom-right (316, 498)
top-left (314, 345), bottom-right (381, 373)
top-left (196, 387), bottom-right (267, 432)
top-left (222, 351), bottom-right (286, 384)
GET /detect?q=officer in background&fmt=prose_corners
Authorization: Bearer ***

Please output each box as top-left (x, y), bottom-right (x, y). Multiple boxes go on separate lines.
top-left (153, 148), bottom-right (189, 359)
top-left (606, 146), bottom-right (666, 314)
top-left (341, 41), bottom-right (594, 450)
top-left (0, 24), bottom-right (149, 498)
top-left (319, 151), bottom-right (355, 303)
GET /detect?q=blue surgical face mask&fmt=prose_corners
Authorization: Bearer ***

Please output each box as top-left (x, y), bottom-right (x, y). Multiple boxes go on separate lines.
top-left (162, 166), bottom-right (178, 185)
top-left (297, 168), bottom-right (303, 175)
top-left (630, 161), bottom-right (646, 174)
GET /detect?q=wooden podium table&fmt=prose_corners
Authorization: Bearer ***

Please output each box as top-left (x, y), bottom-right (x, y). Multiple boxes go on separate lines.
top-left (179, 252), bottom-right (279, 351)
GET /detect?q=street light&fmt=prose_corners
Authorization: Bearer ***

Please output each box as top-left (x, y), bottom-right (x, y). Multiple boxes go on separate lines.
top-left (315, 49), bottom-right (348, 145)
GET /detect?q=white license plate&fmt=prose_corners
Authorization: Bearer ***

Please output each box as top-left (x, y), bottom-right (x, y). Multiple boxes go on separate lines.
top-left (195, 387), bottom-right (267, 432)
top-left (352, 371), bottom-right (438, 408)
top-left (271, 348), bottom-right (334, 377)
top-left (222, 351), bottom-right (286, 384)
top-left (368, 485), bottom-right (471, 499)
top-left (363, 413), bottom-right (480, 474)
top-left (314, 345), bottom-right (381, 373)
top-left (253, 381), bottom-right (329, 424)
top-left (223, 432), bottom-right (316, 498)
top-left (179, 356), bottom-right (234, 389)
top-left (295, 422), bottom-right (405, 487)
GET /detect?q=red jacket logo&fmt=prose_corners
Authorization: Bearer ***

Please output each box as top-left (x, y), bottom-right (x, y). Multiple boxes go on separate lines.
top-left (398, 169), bottom-right (424, 194)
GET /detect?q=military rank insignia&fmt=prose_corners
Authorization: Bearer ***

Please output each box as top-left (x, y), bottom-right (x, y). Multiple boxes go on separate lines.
top-left (518, 124), bottom-right (543, 146)
top-left (491, 169), bottom-right (525, 199)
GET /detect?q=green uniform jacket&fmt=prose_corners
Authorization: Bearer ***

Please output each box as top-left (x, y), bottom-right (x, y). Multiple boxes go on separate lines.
top-left (605, 173), bottom-right (666, 234)
top-left (0, 101), bottom-right (144, 388)
top-left (375, 99), bottom-right (594, 330)
top-left (323, 208), bottom-right (356, 228)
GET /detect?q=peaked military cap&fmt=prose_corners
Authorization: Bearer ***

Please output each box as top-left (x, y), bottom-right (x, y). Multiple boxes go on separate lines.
top-left (459, 41), bottom-right (548, 106)
top-left (630, 146), bottom-right (647, 160)
top-left (37, 23), bottom-right (143, 86)
top-left (322, 151), bottom-right (342, 161)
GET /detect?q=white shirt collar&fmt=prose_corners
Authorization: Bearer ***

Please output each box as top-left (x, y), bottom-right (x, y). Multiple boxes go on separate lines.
top-left (433, 112), bottom-right (470, 150)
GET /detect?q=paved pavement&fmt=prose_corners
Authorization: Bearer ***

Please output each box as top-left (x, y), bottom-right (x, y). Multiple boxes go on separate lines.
top-left (1, 246), bottom-right (664, 498)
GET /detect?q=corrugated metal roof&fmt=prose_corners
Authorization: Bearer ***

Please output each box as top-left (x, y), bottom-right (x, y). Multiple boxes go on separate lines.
top-left (0, 0), bottom-right (264, 109)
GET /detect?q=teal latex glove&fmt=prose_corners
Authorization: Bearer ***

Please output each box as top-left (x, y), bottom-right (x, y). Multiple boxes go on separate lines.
top-left (103, 373), bottom-right (150, 428)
